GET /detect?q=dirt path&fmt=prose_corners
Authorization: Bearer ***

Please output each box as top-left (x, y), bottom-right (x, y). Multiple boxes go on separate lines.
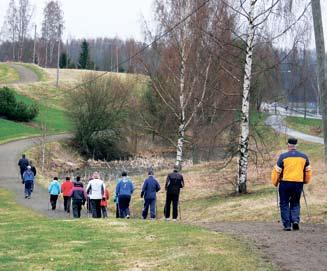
top-left (0, 135), bottom-right (72, 219)
top-left (8, 63), bottom-right (39, 83)
top-left (201, 221), bottom-right (327, 271)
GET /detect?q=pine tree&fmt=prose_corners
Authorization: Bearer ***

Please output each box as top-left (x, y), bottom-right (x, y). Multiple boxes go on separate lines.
top-left (59, 52), bottom-right (67, 68)
top-left (78, 39), bottom-right (92, 69)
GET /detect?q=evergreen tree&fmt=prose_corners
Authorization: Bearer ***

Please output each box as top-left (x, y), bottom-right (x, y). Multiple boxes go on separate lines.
top-left (59, 52), bottom-right (67, 68)
top-left (78, 39), bottom-right (92, 69)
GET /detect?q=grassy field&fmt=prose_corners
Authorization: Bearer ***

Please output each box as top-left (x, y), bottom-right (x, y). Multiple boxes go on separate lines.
top-left (0, 189), bottom-right (274, 271)
top-left (285, 116), bottom-right (322, 137)
top-left (0, 118), bottom-right (41, 143)
top-left (0, 63), bottom-right (20, 83)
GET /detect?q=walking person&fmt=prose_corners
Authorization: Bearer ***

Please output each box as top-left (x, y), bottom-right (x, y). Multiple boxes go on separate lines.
top-left (272, 138), bottom-right (312, 231)
top-left (22, 165), bottom-right (35, 199)
top-left (141, 170), bottom-right (161, 219)
top-left (61, 177), bottom-right (73, 213)
top-left (100, 187), bottom-right (110, 218)
top-left (86, 172), bottom-right (105, 218)
top-left (48, 177), bottom-right (61, 210)
top-left (18, 154), bottom-right (29, 181)
top-left (115, 171), bottom-right (134, 219)
top-left (164, 165), bottom-right (184, 221)
top-left (70, 180), bottom-right (87, 218)
top-left (29, 161), bottom-right (37, 192)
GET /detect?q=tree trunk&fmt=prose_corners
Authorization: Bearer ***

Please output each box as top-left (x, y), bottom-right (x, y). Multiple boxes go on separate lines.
top-left (311, 0), bottom-right (327, 164)
top-left (237, 0), bottom-right (255, 194)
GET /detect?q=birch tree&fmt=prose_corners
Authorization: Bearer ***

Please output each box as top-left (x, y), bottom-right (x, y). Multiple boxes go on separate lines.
top-left (3, 0), bottom-right (18, 60)
top-left (226, 0), bottom-right (311, 193)
top-left (17, 0), bottom-right (33, 61)
top-left (41, 1), bottom-right (64, 67)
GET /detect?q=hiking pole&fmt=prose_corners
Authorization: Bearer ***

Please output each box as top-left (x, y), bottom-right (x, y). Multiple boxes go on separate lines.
top-left (302, 189), bottom-right (311, 222)
top-left (276, 186), bottom-right (280, 223)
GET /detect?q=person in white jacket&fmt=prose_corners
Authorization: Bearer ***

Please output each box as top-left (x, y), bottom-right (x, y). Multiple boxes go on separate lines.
top-left (86, 172), bottom-right (105, 218)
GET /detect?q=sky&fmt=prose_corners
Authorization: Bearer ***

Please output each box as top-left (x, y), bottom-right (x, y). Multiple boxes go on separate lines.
top-left (0, 0), bottom-right (154, 41)
top-left (0, 0), bottom-right (326, 46)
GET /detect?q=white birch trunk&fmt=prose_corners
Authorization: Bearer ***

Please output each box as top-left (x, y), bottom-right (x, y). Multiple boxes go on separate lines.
top-left (175, 42), bottom-right (186, 170)
top-left (237, 0), bottom-right (255, 193)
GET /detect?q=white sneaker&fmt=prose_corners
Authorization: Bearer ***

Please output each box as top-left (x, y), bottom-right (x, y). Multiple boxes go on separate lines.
top-left (165, 218), bottom-right (171, 221)
top-left (126, 215), bottom-right (130, 219)
top-left (172, 219), bottom-right (177, 222)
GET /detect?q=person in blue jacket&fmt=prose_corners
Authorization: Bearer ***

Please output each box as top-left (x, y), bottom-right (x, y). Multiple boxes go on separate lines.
top-left (141, 170), bottom-right (161, 219)
top-left (23, 165), bottom-right (35, 199)
top-left (48, 177), bottom-right (61, 210)
top-left (115, 171), bottom-right (134, 218)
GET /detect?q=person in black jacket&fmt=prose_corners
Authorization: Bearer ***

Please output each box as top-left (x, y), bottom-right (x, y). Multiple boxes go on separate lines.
top-left (141, 170), bottom-right (161, 219)
top-left (69, 180), bottom-right (87, 218)
top-left (18, 154), bottom-right (29, 181)
top-left (164, 165), bottom-right (184, 221)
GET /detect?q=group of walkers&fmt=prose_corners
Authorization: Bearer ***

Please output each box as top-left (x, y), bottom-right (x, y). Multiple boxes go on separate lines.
top-left (46, 165), bottom-right (184, 220)
top-left (18, 154), bottom-right (37, 199)
top-left (18, 136), bottom-right (312, 230)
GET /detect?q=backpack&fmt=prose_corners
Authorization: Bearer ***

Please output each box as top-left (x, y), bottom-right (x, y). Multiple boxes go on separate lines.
top-left (23, 170), bottom-right (34, 181)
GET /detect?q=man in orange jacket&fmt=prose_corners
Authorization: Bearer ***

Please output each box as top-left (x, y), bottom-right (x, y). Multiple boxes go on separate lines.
top-left (61, 177), bottom-right (74, 213)
top-left (271, 138), bottom-right (312, 231)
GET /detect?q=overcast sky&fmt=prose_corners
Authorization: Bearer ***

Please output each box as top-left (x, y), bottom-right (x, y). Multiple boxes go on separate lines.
top-left (0, 0), bottom-right (326, 47)
top-left (0, 0), bottom-right (154, 41)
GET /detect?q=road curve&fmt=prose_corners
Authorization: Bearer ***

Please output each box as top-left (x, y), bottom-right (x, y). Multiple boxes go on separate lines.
top-left (8, 63), bottom-right (39, 83)
top-left (265, 115), bottom-right (324, 145)
top-left (0, 134), bottom-right (72, 219)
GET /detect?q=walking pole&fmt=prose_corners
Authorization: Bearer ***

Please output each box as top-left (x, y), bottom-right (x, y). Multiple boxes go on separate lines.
top-left (276, 186), bottom-right (280, 223)
top-left (302, 189), bottom-right (311, 222)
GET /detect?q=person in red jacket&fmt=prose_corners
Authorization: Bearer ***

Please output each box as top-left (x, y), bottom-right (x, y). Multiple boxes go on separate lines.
top-left (61, 177), bottom-right (73, 213)
top-left (100, 188), bottom-right (109, 218)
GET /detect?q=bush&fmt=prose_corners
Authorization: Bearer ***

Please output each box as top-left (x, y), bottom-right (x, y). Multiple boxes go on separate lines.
top-left (0, 87), bottom-right (39, 122)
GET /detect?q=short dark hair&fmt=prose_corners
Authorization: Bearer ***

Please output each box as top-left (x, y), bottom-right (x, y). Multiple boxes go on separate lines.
top-left (54, 177), bottom-right (58, 180)
top-left (122, 171), bottom-right (127, 177)
top-left (66, 177), bottom-right (70, 180)
top-left (22, 154), bottom-right (26, 158)
top-left (288, 138), bottom-right (298, 145)
top-left (76, 176), bottom-right (81, 182)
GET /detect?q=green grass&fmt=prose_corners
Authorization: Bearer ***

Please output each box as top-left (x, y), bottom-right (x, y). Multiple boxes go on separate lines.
top-left (0, 118), bottom-right (41, 143)
top-left (0, 189), bottom-right (274, 271)
top-left (285, 116), bottom-right (322, 137)
top-left (19, 63), bottom-right (49, 81)
top-left (15, 92), bottom-right (73, 133)
top-left (0, 63), bottom-right (20, 83)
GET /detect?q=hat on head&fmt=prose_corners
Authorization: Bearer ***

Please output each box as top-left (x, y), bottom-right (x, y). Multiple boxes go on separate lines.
top-left (27, 165), bottom-right (31, 169)
top-left (288, 138), bottom-right (297, 145)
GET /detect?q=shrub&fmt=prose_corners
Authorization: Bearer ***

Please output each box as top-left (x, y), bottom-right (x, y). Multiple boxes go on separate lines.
top-left (0, 87), bottom-right (39, 122)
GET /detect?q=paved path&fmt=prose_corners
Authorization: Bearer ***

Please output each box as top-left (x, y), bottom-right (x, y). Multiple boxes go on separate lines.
top-left (0, 135), bottom-right (72, 219)
top-left (202, 222), bottom-right (327, 271)
top-left (8, 63), bottom-right (39, 83)
top-left (265, 115), bottom-right (324, 144)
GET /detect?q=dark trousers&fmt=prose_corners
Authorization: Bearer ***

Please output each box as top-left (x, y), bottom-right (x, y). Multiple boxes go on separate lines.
top-left (90, 199), bottom-right (102, 218)
top-left (116, 203), bottom-right (120, 218)
top-left (118, 195), bottom-right (131, 218)
top-left (165, 193), bottom-right (179, 219)
top-left (50, 194), bottom-right (59, 210)
top-left (279, 181), bottom-right (303, 228)
top-left (101, 206), bottom-right (108, 218)
top-left (24, 180), bottom-right (33, 197)
top-left (72, 200), bottom-right (83, 218)
top-left (142, 198), bottom-right (156, 219)
top-left (63, 196), bottom-right (71, 213)
top-left (20, 169), bottom-right (25, 181)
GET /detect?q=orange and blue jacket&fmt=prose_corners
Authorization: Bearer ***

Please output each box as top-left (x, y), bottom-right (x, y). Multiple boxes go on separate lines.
top-left (271, 150), bottom-right (312, 187)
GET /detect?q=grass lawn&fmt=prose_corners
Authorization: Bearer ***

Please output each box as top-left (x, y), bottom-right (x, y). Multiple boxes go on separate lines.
top-left (14, 92), bottom-right (73, 133)
top-left (0, 119), bottom-right (41, 143)
top-left (285, 116), bottom-right (322, 137)
top-left (0, 63), bottom-right (19, 83)
top-left (0, 189), bottom-right (274, 271)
